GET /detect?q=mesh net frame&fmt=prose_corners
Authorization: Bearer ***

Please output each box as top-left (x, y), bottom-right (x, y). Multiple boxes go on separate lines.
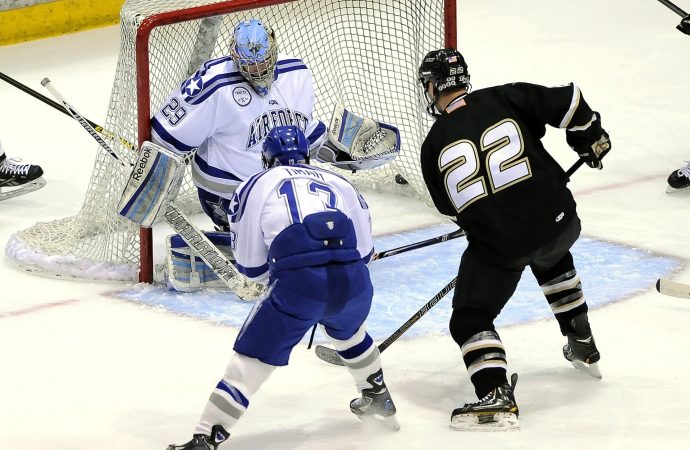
top-left (6, 0), bottom-right (456, 282)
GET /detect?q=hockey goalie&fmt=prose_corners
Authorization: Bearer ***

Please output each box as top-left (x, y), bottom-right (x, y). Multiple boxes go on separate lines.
top-left (116, 105), bottom-right (400, 299)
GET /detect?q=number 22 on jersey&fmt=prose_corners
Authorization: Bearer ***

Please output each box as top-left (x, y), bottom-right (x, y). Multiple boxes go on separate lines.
top-left (440, 119), bottom-right (532, 212)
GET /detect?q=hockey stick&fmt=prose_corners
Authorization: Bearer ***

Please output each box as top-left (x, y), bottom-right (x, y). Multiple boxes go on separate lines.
top-left (316, 158), bottom-right (584, 365)
top-left (372, 227), bottom-right (465, 261)
top-left (41, 78), bottom-right (256, 301)
top-left (41, 78), bottom-right (130, 164)
top-left (656, 278), bottom-right (690, 299)
top-left (0, 72), bottom-right (135, 151)
top-left (314, 277), bottom-right (457, 366)
top-left (657, 0), bottom-right (688, 17)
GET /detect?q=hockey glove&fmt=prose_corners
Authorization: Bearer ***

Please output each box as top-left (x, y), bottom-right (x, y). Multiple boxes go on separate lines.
top-left (577, 130), bottom-right (611, 170)
top-left (566, 112), bottom-right (611, 170)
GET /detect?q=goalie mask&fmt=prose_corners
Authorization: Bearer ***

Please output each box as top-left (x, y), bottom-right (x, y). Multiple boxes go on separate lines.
top-left (262, 125), bottom-right (310, 168)
top-left (418, 48), bottom-right (471, 116)
top-left (230, 19), bottom-right (278, 96)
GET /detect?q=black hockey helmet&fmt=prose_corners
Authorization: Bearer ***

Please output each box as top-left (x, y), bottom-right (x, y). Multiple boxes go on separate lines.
top-left (418, 48), bottom-right (470, 116)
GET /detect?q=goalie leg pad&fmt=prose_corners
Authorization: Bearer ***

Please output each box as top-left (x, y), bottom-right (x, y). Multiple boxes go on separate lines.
top-left (165, 232), bottom-right (235, 292)
top-left (117, 141), bottom-right (185, 227)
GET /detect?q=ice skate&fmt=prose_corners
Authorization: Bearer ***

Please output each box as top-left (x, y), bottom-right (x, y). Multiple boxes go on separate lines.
top-left (450, 373), bottom-right (520, 431)
top-left (563, 313), bottom-right (602, 379)
top-left (666, 161), bottom-right (690, 193)
top-left (0, 153), bottom-right (46, 201)
top-left (350, 369), bottom-right (400, 430)
top-left (166, 425), bottom-right (229, 450)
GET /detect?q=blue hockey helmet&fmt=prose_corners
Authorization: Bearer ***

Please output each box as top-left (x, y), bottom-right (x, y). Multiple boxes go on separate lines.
top-left (230, 19), bottom-right (278, 96)
top-left (262, 126), bottom-right (310, 168)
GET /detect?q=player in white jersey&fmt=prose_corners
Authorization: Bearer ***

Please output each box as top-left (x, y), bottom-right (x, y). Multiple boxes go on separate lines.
top-left (166, 126), bottom-right (399, 450)
top-left (151, 19), bottom-right (328, 230)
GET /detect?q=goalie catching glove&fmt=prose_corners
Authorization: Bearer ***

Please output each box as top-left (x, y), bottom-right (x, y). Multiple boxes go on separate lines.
top-left (315, 104), bottom-right (401, 172)
top-left (566, 112), bottom-right (611, 170)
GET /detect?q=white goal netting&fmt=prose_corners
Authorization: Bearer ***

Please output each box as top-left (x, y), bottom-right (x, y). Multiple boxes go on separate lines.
top-left (6, 0), bottom-right (452, 282)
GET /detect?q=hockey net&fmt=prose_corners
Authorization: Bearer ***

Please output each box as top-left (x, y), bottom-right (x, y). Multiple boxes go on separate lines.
top-left (6, 0), bottom-right (455, 282)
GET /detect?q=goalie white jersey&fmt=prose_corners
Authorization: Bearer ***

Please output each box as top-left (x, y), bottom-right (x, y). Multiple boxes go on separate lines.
top-left (228, 164), bottom-right (374, 284)
top-left (151, 54), bottom-right (327, 198)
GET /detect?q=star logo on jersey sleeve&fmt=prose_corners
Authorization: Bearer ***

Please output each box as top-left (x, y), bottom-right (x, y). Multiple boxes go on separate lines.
top-left (182, 75), bottom-right (203, 99)
top-left (227, 193), bottom-right (240, 218)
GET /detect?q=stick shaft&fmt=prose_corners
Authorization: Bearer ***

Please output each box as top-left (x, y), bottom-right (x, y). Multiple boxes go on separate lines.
top-left (378, 277), bottom-right (457, 352)
top-left (41, 78), bottom-right (127, 165)
top-left (373, 228), bottom-right (465, 261)
top-left (657, 0), bottom-right (688, 17)
top-left (1, 71), bottom-right (134, 150)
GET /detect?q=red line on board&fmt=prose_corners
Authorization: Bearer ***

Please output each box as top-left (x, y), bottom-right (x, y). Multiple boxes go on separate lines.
top-left (0, 299), bottom-right (80, 319)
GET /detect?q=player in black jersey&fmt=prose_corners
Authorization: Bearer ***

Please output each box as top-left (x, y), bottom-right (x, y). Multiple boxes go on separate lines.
top-left (418, 48), bottom-right (611, 430)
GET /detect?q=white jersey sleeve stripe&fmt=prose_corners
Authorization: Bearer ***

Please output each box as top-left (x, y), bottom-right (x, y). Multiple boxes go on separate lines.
top-left (151, 117), bottom-right (196, 152)
top-left (229, 171), bottom-right (272, 224)
top-left (187, 76), bottom-right (246, 105)
top-left (306, 120), bottom-right (327, 149)
top-left (558, 83), bottom-right (581, 129)
top-left (235, 260), bottom-right (270, 280)
top-left (194, 154), bottom-right (242, 182)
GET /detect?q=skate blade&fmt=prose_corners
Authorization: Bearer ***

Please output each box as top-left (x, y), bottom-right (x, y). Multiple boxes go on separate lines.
top-left (355, 413), bottom-right (401, 431)
top-left (666, 185), bottom-right (689, 194)
top-left (0, 177), bottom-right (46, 201)
top-left (570, 360), bottom-right (602, 379)
top-left (450, 412), bottom-right (520, 432)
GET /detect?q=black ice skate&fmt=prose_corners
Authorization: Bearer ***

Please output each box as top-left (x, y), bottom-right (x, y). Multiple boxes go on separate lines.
top-left (0, 153), bottom-right (46, 201)
top-left (166, 425), bottom-right (229, 450)
top-left (563, 312), bottom-right (602, 379)
top-left (450, 373), bottom-right (520, 431)
top-left (350, 369), bottom-right (400, 430)
top-left (666, 161), bottom-right (690, 193)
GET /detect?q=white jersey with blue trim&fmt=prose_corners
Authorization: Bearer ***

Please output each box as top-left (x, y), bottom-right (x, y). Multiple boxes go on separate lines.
top-left (228, 165), bottom-right (374, 284)
top-left (150, 54), bottom-right (328, 199)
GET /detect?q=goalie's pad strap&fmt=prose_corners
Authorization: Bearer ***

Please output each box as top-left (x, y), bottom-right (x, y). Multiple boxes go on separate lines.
top-left (117, 141), bottom-right (185, 227)
top-left (166, 232), bottom-right (235, 292)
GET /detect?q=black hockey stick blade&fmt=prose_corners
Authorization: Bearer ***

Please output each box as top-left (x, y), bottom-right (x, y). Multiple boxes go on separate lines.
top-left (656, 278), bottom-right (690, 299)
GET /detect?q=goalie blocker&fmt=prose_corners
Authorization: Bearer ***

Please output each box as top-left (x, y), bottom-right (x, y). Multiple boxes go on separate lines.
top-left (117, 141), bottom-right (185, 228)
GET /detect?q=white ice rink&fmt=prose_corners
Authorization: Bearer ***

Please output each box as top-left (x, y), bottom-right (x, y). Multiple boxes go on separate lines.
top-left (1, 0), bottom-right (690, 448)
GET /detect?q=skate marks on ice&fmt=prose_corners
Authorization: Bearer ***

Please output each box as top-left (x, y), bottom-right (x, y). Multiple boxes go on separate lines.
top-left (112, 223), bottom-right (681, 341)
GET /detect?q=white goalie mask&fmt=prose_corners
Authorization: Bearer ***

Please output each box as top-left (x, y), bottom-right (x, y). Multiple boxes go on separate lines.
top-left (230, 19), bottom-right (278, 96)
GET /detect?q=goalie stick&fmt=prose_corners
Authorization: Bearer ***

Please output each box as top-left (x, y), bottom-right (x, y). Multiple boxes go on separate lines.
top-left (315, 277), bottom-right (457, 366)
top-left (41, 78), bottom-right (257, 301)
top-left (656, 278), bottom-right (690, 299)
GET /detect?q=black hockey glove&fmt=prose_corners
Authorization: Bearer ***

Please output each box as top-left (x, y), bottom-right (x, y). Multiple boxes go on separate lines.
top-left (577, 130), bottom-right (611, 170)
top-left (567, 112), bottom-right (611, 170)
top-left (678, 16), bottom-right (690, 36)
